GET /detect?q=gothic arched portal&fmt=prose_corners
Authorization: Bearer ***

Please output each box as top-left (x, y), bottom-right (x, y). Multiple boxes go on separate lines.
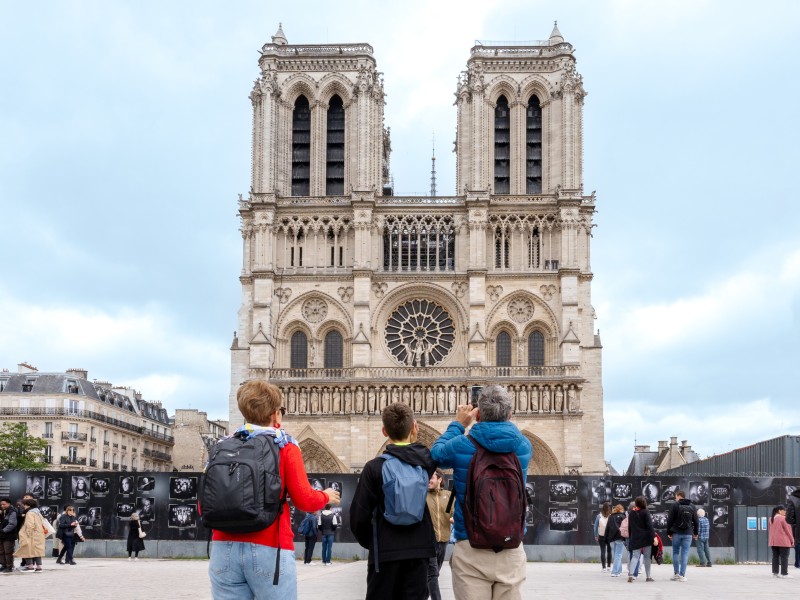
top-left (521, 430), bottom-right (562, 475)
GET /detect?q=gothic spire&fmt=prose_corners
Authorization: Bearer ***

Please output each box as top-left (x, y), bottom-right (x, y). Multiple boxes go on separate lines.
top-left (549, 20), bottom-right (564, 44)
top-left (430, 132), bottom-right (437, 197)
top-left (272, 23), bottom-right (288, 45)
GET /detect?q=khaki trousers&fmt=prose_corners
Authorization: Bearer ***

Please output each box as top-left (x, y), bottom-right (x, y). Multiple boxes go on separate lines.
top-left (450, 540), bottom-right (527, 600)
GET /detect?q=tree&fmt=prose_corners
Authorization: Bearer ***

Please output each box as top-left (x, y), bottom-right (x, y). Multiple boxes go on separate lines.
top-left (0, 422), bottom-right (49, 470)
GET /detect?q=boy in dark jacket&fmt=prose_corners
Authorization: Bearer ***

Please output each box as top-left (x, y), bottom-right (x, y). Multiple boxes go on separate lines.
top-left (665, 489), bottom-right (698, 581)
top-left (349, 402), bottom-right (436, 600)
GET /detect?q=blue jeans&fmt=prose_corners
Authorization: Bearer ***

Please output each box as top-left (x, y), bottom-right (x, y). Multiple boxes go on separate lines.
top-left (696, 538), bottom-right (710, 565)
top-left (321, 534), bottom-right (334, 564)
top-left (611, 540), bottom-right (625, 575)
top-left (209, 541), bottom-right (297, 600)
top-left (672, 533), bottom-right (693, 576)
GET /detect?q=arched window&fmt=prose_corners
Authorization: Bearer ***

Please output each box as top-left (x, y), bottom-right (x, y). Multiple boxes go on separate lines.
top-left (494, 226), bottom-right (510, 269)
top-left (494, 95), bottom-right (510, 194)
top-left (528, 330), bottom-right (545, 374)
top-left (290, 331), bottom-right (308, 373)
top-left (528, 227), bottom-right (541, 269)
top-left (526, 95), bottom-right (542, 194)
top-left (326, 95), bottom-right (345, 195)
top-left (292, 96), bottom-right (311, 196)
top-left (496, 331), bottom-right (511, 375)
top-left (324, 330), bottom-right (343, 375)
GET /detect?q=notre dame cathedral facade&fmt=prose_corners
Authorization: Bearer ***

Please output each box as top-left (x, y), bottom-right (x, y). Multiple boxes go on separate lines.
top-left (228, 24), bottom-right (605, 475)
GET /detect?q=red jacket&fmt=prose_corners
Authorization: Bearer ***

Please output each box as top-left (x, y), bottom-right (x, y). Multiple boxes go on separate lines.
top-left (768, 514), bottom-right (795, 548)
top-left (212, 442), bottom-right (328, 550)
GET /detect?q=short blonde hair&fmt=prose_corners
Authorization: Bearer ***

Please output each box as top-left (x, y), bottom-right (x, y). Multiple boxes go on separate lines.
top-left (238, 380), bottom-right (282, 425)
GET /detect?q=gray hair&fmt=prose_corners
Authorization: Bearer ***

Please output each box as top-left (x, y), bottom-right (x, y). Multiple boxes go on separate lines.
top-left (478, 385), bottom-right (513, 422)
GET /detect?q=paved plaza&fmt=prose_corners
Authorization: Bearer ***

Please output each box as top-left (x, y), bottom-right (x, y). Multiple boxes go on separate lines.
top-left (1, 558), bottom-right (798, 598)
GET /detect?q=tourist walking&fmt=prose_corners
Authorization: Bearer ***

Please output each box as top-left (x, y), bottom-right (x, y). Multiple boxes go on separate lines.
top-left (127, 513), bottom-right (146, 560)
top-left (57, 506), bottom-right (79, 565)
top-left (768, 505), bottom-right (794, 578)
top-left (593, 502), bottom-right (611, 572)
top-left (666, 489), bottom-right (698, 581)
top-left (0, 497), bottom-right (18, 572)
top-left (14, 498), bottom-right (45, 572)
top-left (626, 496), bottom-right (656, 583)
top-left (318, 505), bottom-right (339, 566)
top-left (695, 508), bottom-right (711, 567)
top-left (299, 510), bottom-right (318, 564)
top-left (604, 504), bottom-right (626, 577)
top-left (425, 469), bottom-right (452, 599)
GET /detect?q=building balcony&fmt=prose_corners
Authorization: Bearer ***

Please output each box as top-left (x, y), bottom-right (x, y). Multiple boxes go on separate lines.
top-left (121, 465), bottom-right (128, 471)
top-left (61, 432), bottom-right (88, 442)
top-left (142, 448), bottom-right (172, 462)
top-left (103, 440), bottom-right (110, 446)
top-left (0, 406), bottom-right (157, 437)
top-left (121, 444), bottom-right (127, 450)
top-left (89, 459), bottom-right (97, 467)
top-left (90, 437), bottom-right (97, 443)
top-left (42, 456), bottom-right (53, 464)
top-left (112, 463), bottom-right (119, 470)
top-left (142, 429), bottom-right (175, 444)
top-left (112, 442), bottom-right (119, 448)
top-left (41, 433), bottom-right (54, 439)
top-left (60, 456), bottom-right (86, 466)
top-left (103, 461), bottom-right (110, 469)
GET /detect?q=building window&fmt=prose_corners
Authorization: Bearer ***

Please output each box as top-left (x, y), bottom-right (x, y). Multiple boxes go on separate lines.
top-left (494, 95), bottom-right (510, 194)
top-left (44, 445), bottom-right (52, 463)
top-left (528, 331), bottom-right (545, 370)
top-left (494, 226), bottom-right (510, 269)
top-left (496, 331), bottom-right (512, 374)
top-left (0, 378), bottom-right (7, 391)
top-left (324, 330), bottom-right (344, 372)
top-left (382, 215), bottom-right (455, 272)
top-left (291, 95), bottom-right (311, 196)
top-left (526, 95), bottom-right (542, 194)
top-left (44, 422), bottom-right (53, 439)
top-left (65, 379), bottom-right (79, 394)
top-left (68, 446), bottom-right (78, 462)
top-left (385, 299), bottom-right (456, 367)
top-left (326, 95), bottom-right (345, 195)
top-left (527, 227), bottom-right (541, 269)
top-left (290, 331), bottom-right (308, 371)
top-left (22, 377), bottom-right (36, 392)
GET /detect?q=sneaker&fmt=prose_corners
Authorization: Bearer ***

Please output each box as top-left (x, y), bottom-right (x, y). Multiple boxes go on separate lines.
top-left (774, 573), bottom-right (780, 578)
top-left (20, 566), bottom-right (35, 572)
top-left (671, 574), bottom-right (679, 581)
top-left (627, 576), bottom-right (634, 583)
top-left (56, 559), bottom-right (63, 565)
top-left (134, 557), bottom-right (138, 561)
top-left (34, 567), bottom-right (42, 572)
top-left (707, 563), bottom-right (712, 567)
top-left (646, 578), bottom-right (655, 582)
top-left (678, 576), bottom-right (687, 582)
top-left (781, 574), bottom-right (793, 578)
top-left (69, 561), bottom-right (77, 565)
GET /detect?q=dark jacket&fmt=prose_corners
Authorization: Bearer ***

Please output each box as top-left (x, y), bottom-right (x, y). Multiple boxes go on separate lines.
top-left (349, 443), bottom-right (436, 565)
top-left (786, 489), bottom-right (800, 537)
top-left (58, 513), bottom-right (76, 538)
top-left (319, 510), bottom-right (338, 536)
top-left (605, 512), bottom-right (625, 543)
top-left (300, 512), bottom-right (318, 538)
top-left (127, 519), bottom-right (146, 553)
top-left (0, 507), bottom-right (18, 541)
top-left (666, 499), bottom-right (698, 536)
top-left (628, 508), bottom-right (656, 551)
top-left (430, 420), bottom-right (532, 541)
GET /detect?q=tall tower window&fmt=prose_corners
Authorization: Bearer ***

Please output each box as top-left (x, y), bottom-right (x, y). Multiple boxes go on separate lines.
top-left (326, 95), bottom-right (345, 195)
top-left (290, 331), bottom-right (308, 372)
top-left (494, 95), bottom-right (510, 194)
top-left (324, 330), bottom-right (344, 372)
top-left (494, 226), bottom-right (510, 269)
top-left (528, 331), bottom-right (545, 369)
top-left (291, 95), bottom-right (311, 196)
top-left (496, 331), bottom-right (512, 375)
top-left (526, 95), bottom-right (542, 194)
top-left (528, 227), bottom-right (541, 269)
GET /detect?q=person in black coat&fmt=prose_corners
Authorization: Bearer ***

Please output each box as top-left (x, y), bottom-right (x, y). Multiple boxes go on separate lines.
top-left (57, 506), bottom-right (79, 565)
top-left (127, 512), bottom-right (146, 560)
top-left (605, 505), bottom-right (627, 576)
top-left (627, 496), bottom-right (656, 582)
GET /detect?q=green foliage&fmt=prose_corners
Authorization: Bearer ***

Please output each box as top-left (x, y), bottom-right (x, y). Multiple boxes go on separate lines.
top-left (0, 422), bottom-right (49, 470)
top-left (662, 552), bottom-right (673, 564)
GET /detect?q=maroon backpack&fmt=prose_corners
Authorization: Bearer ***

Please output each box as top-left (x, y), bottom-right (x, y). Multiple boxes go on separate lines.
top-left (463, 435), bottom-right (527, 553)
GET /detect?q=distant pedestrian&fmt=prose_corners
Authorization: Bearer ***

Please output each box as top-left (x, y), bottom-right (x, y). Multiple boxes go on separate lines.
top-left (127, 513), bottom-right (146, 560)
top-left (299, 511), bottom-right (318, 564)
top-left (695, 508), bottom-right (711, 567)
top-left (56, 506), bottom-right (79, 565)
top-left (786, 487), bottom-right (800, 569)
top-left (14, 498), bottom-right (45, 572)
top-left (627, 496), bottom-right (656, 583)
top-left (593, 502), bottom-right (611, 572)
top-left (768, 505), bottom-right (794, 578)
top-left (0, 497), bottom-right (19, 572)
top-left (604, 504), bottom-right (626, 577)
top-left (666, 489), bottom-right (698, 582)
top-left (425, 470), bottom-right (452, 599)
top-left (318, 505), bottom-right (340, 566)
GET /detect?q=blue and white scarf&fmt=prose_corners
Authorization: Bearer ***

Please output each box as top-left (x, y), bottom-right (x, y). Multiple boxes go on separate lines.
top-left (232, 422), bottom-right (299, 449)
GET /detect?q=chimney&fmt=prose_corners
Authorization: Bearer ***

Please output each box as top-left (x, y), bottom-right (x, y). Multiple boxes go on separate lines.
top-left (634, 445), bottom-right (651, 453)
top-left (17, 362), bottom-right (38, 374)
top-left (66, 368), bottom-right (88, 380)
top-left (658, 440), bottom-right (668, 450)
top-left (670, 436), bottom-right (678, 447)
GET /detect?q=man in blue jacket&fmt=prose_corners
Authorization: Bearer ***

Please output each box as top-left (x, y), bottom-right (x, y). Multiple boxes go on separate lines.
top-left (431, 384), bottom-right (532, 600)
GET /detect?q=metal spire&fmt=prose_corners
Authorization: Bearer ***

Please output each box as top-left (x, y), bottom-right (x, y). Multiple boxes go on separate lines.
top-left (430, 132), bottom-right (437, 197)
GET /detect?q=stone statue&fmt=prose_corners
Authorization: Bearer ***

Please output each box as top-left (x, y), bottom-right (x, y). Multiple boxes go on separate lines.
top-left (343, 388), bottom-right (352, 414)
top-left (542, 386), bottom-right (551, 412)
top-left (355, 387), bottom-right (365, 413)
top-left (554, 387), bottom-right (564, 413)
top-left (287, 387), bottom-right (297, 414)
top-left (447, 387), bottom-right (457, 413)
top-left (436, 387), bottom-right (445, 414)
top-left (401, 386), bottom-right (411, 408)
top-left (308, 387), bottom-right (318, 413)
top-left (367, 387), bottom-right (376, 414)
top-left (458, 386), bottom-right (468, 407)
top-left (424, 386), bottom-right (434, 413)
top-left (567, 387), bottom-right (577, 412)
top-left (520, 386), bottom-right (529, 413)
top-left (413, 387), bottom-right (423, 413)
top-left (322, 387), bottom-right (331, 414)
top-left (299, 388), bottom-right (308, 413)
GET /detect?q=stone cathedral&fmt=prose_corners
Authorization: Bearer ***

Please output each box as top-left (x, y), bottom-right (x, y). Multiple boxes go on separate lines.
top-left (228, 24), bottom-right (605, 475)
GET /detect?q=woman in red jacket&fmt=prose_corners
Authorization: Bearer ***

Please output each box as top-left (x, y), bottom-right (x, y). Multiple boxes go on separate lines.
top-left (769, 504), bottom-right (795, 578)
top-left (209, 380), bottom-right (340, 599)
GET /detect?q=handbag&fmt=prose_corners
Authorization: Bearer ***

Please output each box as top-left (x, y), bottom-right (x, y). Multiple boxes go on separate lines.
top-left (138, 524), bottom-right (147, 539)
top-left (42, 517), bottom-right (56, 538)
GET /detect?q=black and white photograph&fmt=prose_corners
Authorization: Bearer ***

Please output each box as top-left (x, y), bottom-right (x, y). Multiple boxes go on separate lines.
top-left (652, 511), bottom-right (669, 530)
top-left (309, 478), bottom-right (326, 492)
top-left (524, 482), bottom-right (536, 525)
top-left (712, 505), bottom-right (728, 527)
top-left (641, 481), bottom-right (660, 505)
top-left (136, 497), bottom-right (155, 522)
top-left (137, 476), bottom-right (155, 492)
top-left (689, 481), bottom-right (709, 505)
top-left (76, 507), bottom-right (89, 526)
top-left (711, 484), bottom-right (730, 502)
top-left (169, 476), bottom-right (198, 500)
top-left (46, 477), bottom-right (63, 499)
top-left (116, 502), bottom-right (136, 519)
top-left (91, 477), bottom-right (110, 497)
top-left (39, 505), bottom-right (57, 522)
top-left (329, 480), bottom-right (343, 497)
top-left (785, 486), bottom-right (797, 501)
top-left (119, 476), bottom-right (135, 495)
top-left (661, 484), bottom-right (679, 503)
top-left (168, 504), bottom-right (198, 528)
top-left (71, 476), bottom-right (91, 500)
top-left (549, 480), bottom-right (578, 504)
top-left (591, 480), bottom-right (611, 505)
top-left (25, 475), bottom-right (45, 498)
top-left (549, 508), bottom-right (578, 532)
top-left (613, 482), bottom-right (632, 502)
top-left (330, 506), bottom-right (344, 527)
top-left (85, 506), bottom-right (102, 528)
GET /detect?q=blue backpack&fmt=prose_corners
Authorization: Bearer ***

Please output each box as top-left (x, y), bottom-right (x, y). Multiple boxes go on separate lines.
top-left (380, 454), bottom-right (428, 526)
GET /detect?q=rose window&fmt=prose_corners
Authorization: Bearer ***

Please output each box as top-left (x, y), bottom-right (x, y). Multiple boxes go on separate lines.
top-left (385, 299), bottom-right (455, 367)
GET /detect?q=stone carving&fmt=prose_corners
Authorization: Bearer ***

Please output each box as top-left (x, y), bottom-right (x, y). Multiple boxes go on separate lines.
top-left (554, 387), bottom-right (564, 413)
top-left (337, 286), bottom-right (354, 303)
top-left (451, 281), bottom-right (468, 299)
top-left (540, 284), bottom-right (557, 301)
top-left (372, 282), bottom-right (388, 298)
top-left (302, 298), bottom-right (328, 323)
top-left (436, 387), bottom-right (445, 414)
top-left (519, 386), bottom-right (529, 413)
top-left (385, 299), bottom-right (455, 367)
top-left (275, 287), bottom-right (292, 303)
top-left (487, 285), bottom-right (503, 302)
top-left (567, 386), bottom-right (578, 412)
top-left (542, 386), bottom-right (551, 412)
top-left (508, 298), bottom-right (534, 323)
top-left (355, 387), bottom-right (365, 413)
top-left (448, 386), bottom-right (457, 413)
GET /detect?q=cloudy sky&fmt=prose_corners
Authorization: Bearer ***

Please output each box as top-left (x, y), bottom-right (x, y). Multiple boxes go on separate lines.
top-left (1, 0), bottom-right (798, 472)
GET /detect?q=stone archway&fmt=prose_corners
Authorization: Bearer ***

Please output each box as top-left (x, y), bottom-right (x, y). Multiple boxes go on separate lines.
top-left (375, 420), bottom-right (441, 456)
top-left (521, 431), bottom-right (562, 475)
top-left (295, 428), bottom-right (348, 473)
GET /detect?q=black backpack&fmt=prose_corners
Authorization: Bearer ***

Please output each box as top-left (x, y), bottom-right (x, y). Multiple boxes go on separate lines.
top-left (677, 503), bottom-right (695, 531)
top-left (199, 433), bottom-right (284, 533)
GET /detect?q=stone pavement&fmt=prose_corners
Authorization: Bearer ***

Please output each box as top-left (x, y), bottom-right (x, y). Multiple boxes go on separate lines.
top-left (1, 558), bottom-right (798, 598)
